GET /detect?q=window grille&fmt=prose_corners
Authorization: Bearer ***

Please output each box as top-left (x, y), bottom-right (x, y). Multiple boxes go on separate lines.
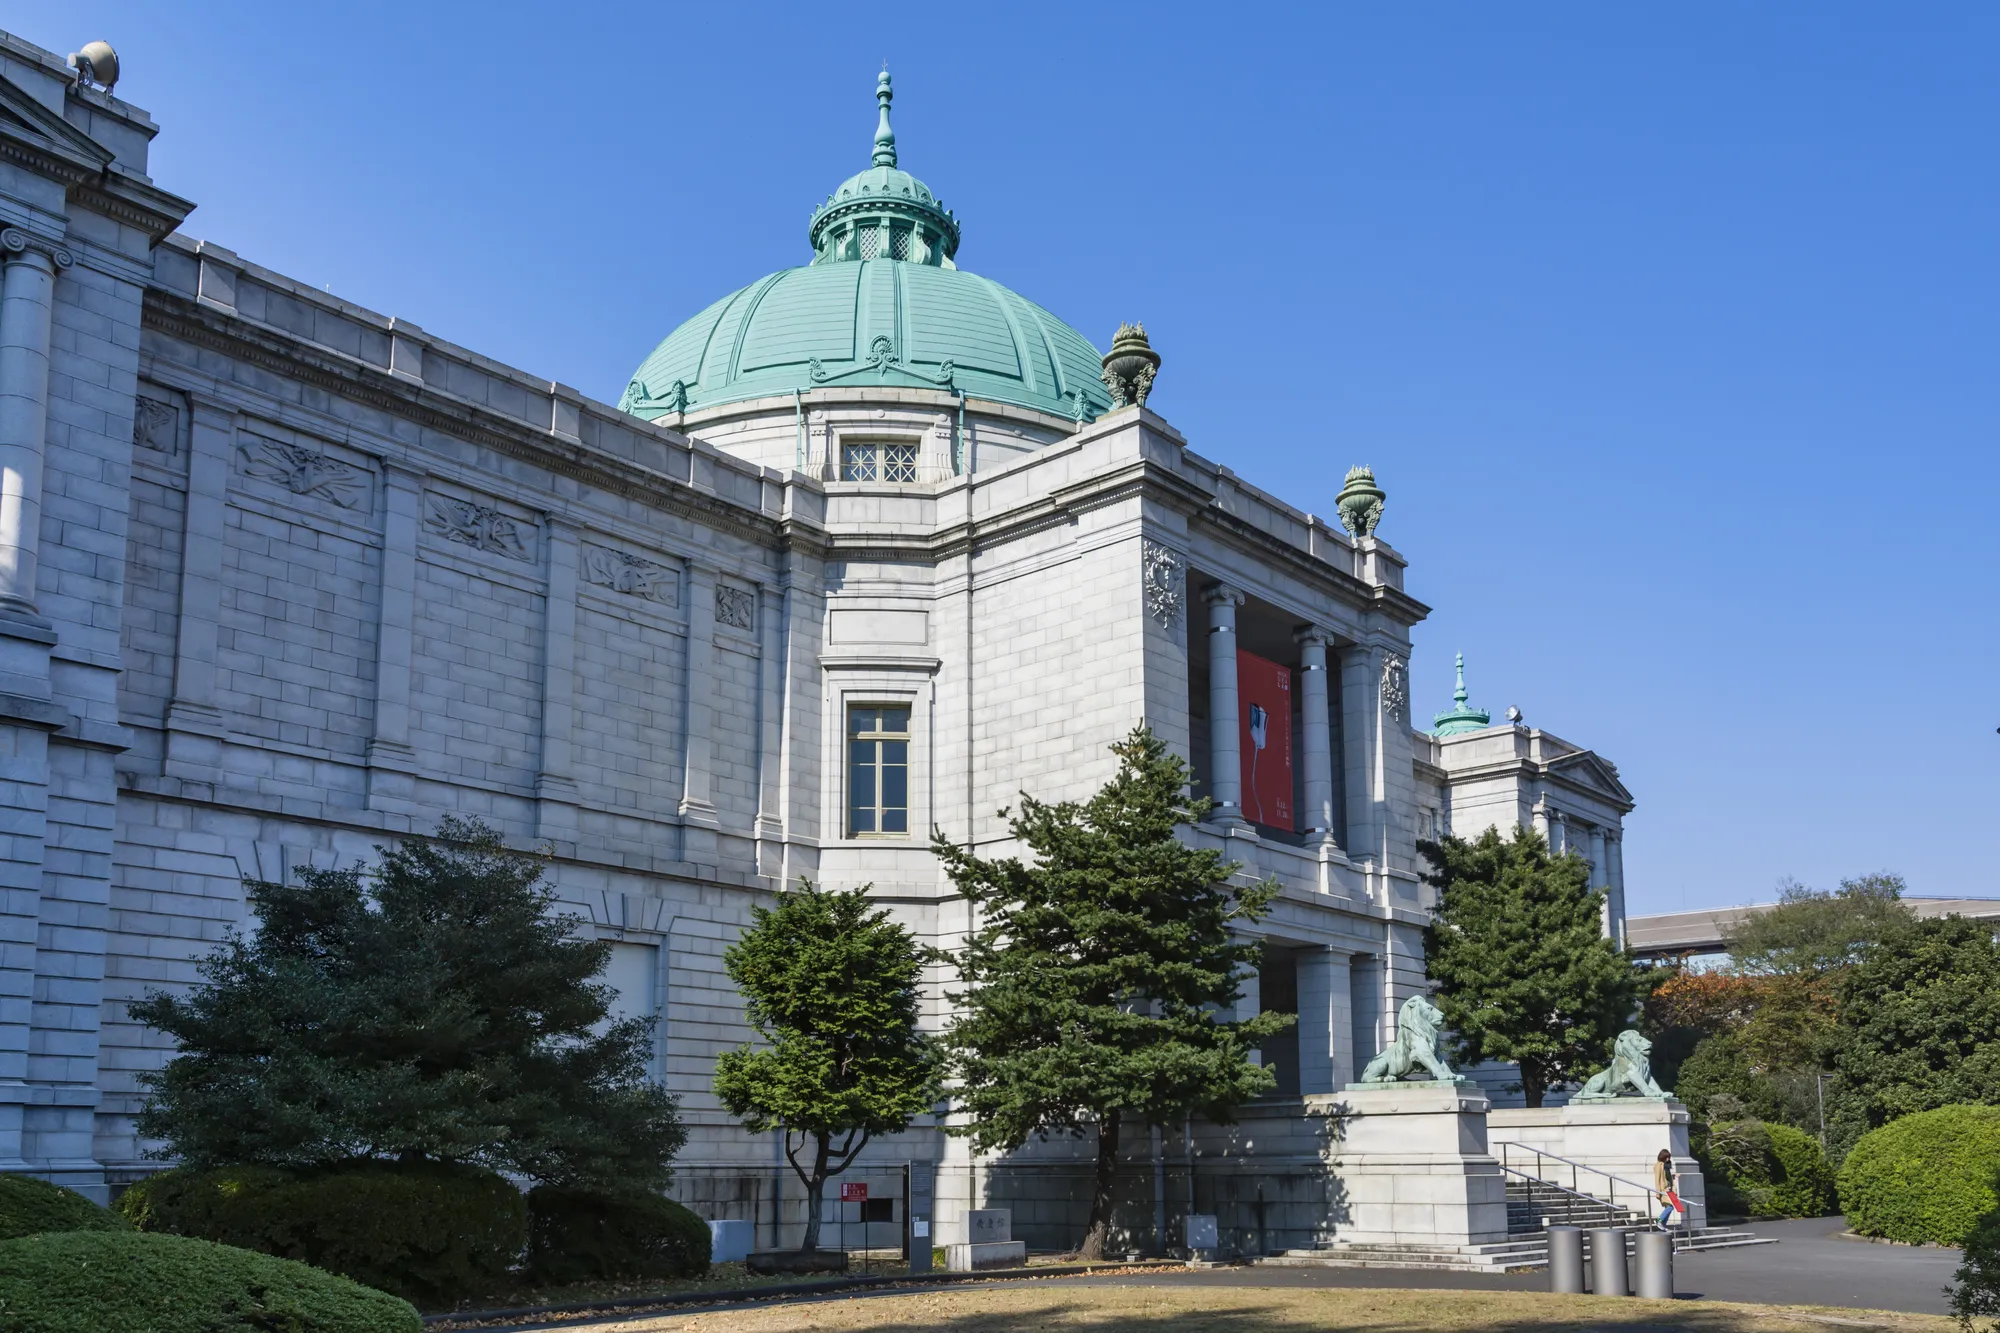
top-left (883, 442), bottom-right (918, 482)
top-left (890, 225), bottom-right (911, 261)
top-left (858, 228), bottom-right (880, 260)
top-left (841, 442), bottom-right (878, 482)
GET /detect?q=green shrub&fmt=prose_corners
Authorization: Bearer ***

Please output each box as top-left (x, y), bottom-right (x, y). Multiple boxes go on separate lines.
top-left (118, 1159), bottom-right (526, 1306)
top-left (0, 1173), bottom-right (129, 1240)
top-left (1840, 1104), bottom-right (2000, 1246)
top-left (0, 1229), bottom-right (418, 1333)
top-left (1695, 1118), bottom-right (1834, 1218)
top-left (1951, 1193), bottom-right (2000, 1333)
top-left (526, 1185), bottom-right (709, 1284)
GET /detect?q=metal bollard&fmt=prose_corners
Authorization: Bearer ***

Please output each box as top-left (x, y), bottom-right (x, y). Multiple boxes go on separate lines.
top-left (1589, 1227), bottom-right (1629, 1297)
top-left (1633, 1229), bottom-right (1673, 1299)
top-left (1547, 1226), bottom-right (1585, 1293)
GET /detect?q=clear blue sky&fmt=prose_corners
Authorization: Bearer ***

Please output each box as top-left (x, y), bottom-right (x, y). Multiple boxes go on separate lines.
top-left (18, 3), bottom-right (1996, 915)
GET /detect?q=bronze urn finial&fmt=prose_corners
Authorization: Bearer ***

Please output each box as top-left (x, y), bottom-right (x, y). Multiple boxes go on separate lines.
top-left (1099, 322), bottom-right (1160, 409)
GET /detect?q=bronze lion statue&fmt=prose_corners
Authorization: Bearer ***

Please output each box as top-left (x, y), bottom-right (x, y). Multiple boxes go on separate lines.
top-left (1578, 1028), bottom-right (1668, 1099)
top-left (1358, 994), bottom-right (1460, 1084)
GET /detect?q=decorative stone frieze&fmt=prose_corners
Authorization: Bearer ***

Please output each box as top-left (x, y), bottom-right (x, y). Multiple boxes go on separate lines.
top-left (1381, 653), bottom-right (1408, 723)
top-left (580, 543), bottom-right (678, 604)
top-left (132, 395), bottom-right (178, 454)
top-left (237, 436), bottom-right (367, 509)
top-left (424, 493), bottom-right (531, 560)
top-left (715, 585), bottom-right (756, 630)
top-left (1141, 540), bottom-right (1185, 629)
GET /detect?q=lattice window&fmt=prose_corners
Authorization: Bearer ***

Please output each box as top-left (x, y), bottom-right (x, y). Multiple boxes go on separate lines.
top-left (858, 227), bottom-right (880, 260)
top-left (890, 224), bottom-right (911, 261)
top-left (841, 441), bottom-right (877, 481)
top-left (883, 442), bottom-right (918, 482)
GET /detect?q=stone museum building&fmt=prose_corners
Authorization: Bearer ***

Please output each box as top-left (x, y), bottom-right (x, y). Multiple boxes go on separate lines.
top-left (0, 30), bottom-right (1644, 1250)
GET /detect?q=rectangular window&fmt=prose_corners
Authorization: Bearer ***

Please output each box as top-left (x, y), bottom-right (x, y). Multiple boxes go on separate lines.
top-left (847, 704), bottom-right (911, 837)
top-left (841, 440), bottom-right (920, 483)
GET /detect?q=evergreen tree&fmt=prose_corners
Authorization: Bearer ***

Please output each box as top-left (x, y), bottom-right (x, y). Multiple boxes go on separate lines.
top-left (934, 727), bottom-right (1291, 1260)
top-left (713, 881), bottom-right (942, 1253)
top-left (132, 818), bottom-right (685, 1189)
top-left (1827, 915), bottom-right (2000, 1128)
top-left (1420, 826), bottom-right (1641, 1107)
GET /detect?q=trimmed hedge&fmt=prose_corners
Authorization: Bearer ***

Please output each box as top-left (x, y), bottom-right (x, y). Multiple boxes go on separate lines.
top-left (0, 1173), bottom-right (129, 1240)
top-left (117, 1159), bottom-right (526, 1306)
top-left (0, 1229), bottom-right (418, 1333)
top-left (527, 1185), bottom-right (710, 1284)
top-left (1840, 1104), bottom-right (2000, 1246)
top-left (1697, 1119), bottom-right (1835, 1218)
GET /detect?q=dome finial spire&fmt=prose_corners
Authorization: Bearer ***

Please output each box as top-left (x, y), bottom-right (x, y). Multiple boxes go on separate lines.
top-left (1432, 651), bottom-right (1493, 737)
top-left (872, 67), bottom-right (897, 168)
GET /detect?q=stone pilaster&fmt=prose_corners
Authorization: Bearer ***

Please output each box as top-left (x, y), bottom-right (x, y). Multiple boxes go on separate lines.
top-left (1338, 644), bottom-right (1381, 868)
top-left (365, 463), bottom-right (424, 808)
top-left (1606, 831), bottom-right (1628, 950)
top-left (535, 520), bottom-right (580, 848)
top-left (161, 398), bottom-right (236, 784)
top-left (753, 582), bottom-right (785, 878)
top-left (1202, 583), bottom-right (1247, 830)
top-left (0, 232), bottom-right (67, 641)
top-left (679, 563), bottom-right (721, 867)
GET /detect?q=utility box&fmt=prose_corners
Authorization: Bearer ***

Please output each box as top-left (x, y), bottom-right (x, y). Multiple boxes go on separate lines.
top-left (708, 1219), bottom-right (754, 1264)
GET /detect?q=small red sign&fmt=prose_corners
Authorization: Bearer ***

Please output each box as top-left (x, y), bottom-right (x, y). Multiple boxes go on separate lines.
top-left (840, 1183), bottom-right (868, 1202)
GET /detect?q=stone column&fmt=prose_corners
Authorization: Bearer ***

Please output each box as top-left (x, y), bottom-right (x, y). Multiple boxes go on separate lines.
top-left (1236, 958), bottom-right (1262, 1068)
top-left (1295, 626), bottom-right (1336, 845)
top-left (535, 521), bottom-right (580, 847)
top-left (1606, 832), bottom-right (1629, 950)
top-left (161, 399), bottom-right (237, 783)
top-left (1203, 584), bottom-right (1247, 828)
top-left (0, 232), bottom-right (69, 642)
top-left (1338, 645), bottom-right (1381, 866)
top-left (1348, 953), bottom-right (1384, 1068)
top-left (679, 563), bottom-right (721, 866)
top-left (753, 583), bottom-right (786, 878)
top-left (1531, 794), bottom-right (1550, 848)
top-left (365, 464), bottom-right (423, 809)
top-left (1296, 947), bottom-right (1355, 1094)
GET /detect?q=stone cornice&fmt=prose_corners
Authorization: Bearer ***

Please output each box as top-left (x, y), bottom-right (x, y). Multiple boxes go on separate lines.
top-left (142, 288), bottom-right (801, 553)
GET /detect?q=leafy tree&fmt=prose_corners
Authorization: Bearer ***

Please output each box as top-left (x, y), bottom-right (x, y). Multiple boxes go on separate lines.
top-left (1420, 826), bottom-right (1642, 1108)
top-left (934, 727), bottom-right (1290, 1260)
top-left (713, 880), bottom-right (942, 1253)
top-left (1639, 966), bottom-right (1762, 1090)
top-left (1724, 874), bottom-right (1917, 1071)
top-left (133, 818), bottom-right (685, 1190)
top-left (1827, 916), bottom-right (2000, 1129)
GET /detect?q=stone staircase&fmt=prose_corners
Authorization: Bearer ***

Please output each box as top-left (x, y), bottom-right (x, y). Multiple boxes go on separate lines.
top-left (1255, 1174), bottom-right (1770, 1274)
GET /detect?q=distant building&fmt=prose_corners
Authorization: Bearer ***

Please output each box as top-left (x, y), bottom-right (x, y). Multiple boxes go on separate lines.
top-left (0, 33), bottom-right (1628, 1234)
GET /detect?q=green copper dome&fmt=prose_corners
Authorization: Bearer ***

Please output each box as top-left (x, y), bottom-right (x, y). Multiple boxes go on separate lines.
top-left (619, 72), bottom-right (1112, 424)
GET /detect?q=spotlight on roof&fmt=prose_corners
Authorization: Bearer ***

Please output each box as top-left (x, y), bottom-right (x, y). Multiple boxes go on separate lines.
top-left (67, 41), bottom-right (119, 93)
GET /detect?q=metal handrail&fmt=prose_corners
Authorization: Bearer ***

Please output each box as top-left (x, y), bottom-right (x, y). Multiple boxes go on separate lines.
top-left (1497, 1144), bottom-right (1659, 1218)
top-left (1497, 1164), bottom-right (1648, 1221)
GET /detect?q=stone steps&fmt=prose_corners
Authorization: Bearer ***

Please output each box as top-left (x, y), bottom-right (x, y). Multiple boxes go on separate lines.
top-left (1257, 1226), bottom-right (1770, 1274)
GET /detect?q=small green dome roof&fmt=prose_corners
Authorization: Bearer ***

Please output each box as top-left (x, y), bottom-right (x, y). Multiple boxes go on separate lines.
top-left (619, 71), bottom-right (1112, 424)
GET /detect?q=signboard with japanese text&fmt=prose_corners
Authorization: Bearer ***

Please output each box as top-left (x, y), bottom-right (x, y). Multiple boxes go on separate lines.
top-left (840, 1182), bottom-right (868, 1202)
top-left (1237, 649), bottom-right (1294, 831)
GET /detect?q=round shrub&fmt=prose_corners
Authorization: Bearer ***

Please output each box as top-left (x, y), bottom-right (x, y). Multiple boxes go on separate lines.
top-left (527, 1185), bottom-right (710, 1284)
top-left (1840, 1104), bottom-right (2000, 1246)
top-left (1696, 1119), bottom-right (1834, 1218)
top-left (0, 1229), bottom-right (418, 1333)
top-left (117, 1159), bottom-right (526, 1307)
top-left (0, 1173), bottom-right (129, 1240)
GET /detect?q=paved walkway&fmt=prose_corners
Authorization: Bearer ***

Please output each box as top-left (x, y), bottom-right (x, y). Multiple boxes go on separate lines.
top-left (1029, 1217), bottom-right (1962, 1317)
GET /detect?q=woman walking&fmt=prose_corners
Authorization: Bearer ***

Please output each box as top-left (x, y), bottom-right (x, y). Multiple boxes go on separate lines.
top-left (1653, 1148), bottom-right (1682, 1230)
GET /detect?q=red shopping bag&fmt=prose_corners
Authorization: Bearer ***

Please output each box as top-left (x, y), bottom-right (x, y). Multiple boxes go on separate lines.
top-left (1665, 1190), bottom-right (1685, 1218)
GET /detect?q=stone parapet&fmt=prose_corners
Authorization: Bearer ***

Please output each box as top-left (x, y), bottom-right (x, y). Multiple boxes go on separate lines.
top-left (1488, 1098), bottom-right (1705, 1229)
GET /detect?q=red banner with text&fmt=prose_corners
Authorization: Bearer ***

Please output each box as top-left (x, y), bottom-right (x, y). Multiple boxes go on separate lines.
top-left (1237, 649), bottom-right (1294, 831)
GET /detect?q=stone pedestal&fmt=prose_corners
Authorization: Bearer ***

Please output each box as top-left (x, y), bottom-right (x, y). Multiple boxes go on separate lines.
top-left (1487, 1098), bottom-right (1705, 1228)
top-left (1306, 1083), bottom-right (1509, 1248)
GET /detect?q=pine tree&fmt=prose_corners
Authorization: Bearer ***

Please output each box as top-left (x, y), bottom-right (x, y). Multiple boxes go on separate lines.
top-left (1419, 826), bottom-right (1641, 1107)
top-left (712, 881), bottom-right (943, 1253)
top-left (934, 726), bottom-right (1291, 1260)
top-left (132, 817), bottom-right (685, 1189)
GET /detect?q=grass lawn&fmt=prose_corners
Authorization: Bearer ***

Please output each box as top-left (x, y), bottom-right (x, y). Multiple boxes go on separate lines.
top-left (426, 1257), bottom-right (1155, 1319)
top-left (548, 1284), bottom-right (1958, 1332)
